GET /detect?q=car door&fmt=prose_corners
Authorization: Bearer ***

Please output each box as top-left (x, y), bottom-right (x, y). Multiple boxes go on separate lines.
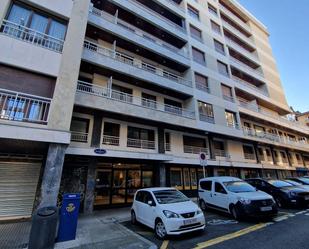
top-left (212, 182), bottom-right (229, 211)
top-left (199, 180), bottom-right (212, 204)
top-left (134, 191), bottom-right (146, 222)
top-left (142, 192), bottom-right (157, 228)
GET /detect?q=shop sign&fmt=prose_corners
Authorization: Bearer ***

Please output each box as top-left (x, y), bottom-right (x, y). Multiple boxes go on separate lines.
top-left (94, 148), bottom-right (107, 155)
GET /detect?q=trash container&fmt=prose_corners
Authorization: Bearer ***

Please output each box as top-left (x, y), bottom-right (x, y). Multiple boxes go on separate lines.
top-left (57, 193), bottom-right (81, 242)
top-left (28, 206), bottom-right (58, 249)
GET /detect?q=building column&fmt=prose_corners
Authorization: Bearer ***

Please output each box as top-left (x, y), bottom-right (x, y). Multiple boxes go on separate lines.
top-left (158, 127), bottom-right (165, 154)
top-left (0, 0), bottom-right (10, 21)
top-left (270, 146), bottom-right (277, 165)
top-left (91, 112), bottom-right (103, 148)
top-left (156, 163), bottom-right (166, 187)
top-left (84, 159), bottom-right (97, 214)
top-left (208, 135), bottom-right (216, 160)
top-left (285, 149), bottom-right (292, 167)
top-left (39, 143), bottom-right (67, 208)
top-left (253, 142), bottom-right (260, 163)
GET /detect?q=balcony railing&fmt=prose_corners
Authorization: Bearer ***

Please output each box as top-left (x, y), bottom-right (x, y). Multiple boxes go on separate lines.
top-left (128, 0), bottom-right (187, 34)
top-left (164, 0), bottom-right (185, 12)
top-left (214, 149), bottom-right (229, 158)
top-left (89, 7), bottom-right (188, 58)
top-left (233, 76), bottom-right (269, 96)
top-left (244, 153), bottom-right (256, 160)
top-left (76, 81), bottom-right (196, 119)
top-left (227, 121), bottom-right (240, 129)
top-left (238, 99), bottom-right (309, 131)
top-left (0, 88), bottom-right (51, 124)
top-left (102, 135), bottom-right (120, 146)
top-left (223, 95), bottom-right (235, 103)
top-left (127, 138), bottom-right (155, 149)
top-left (71, 131), bottom-right (88, 143)
top-left (199, 113), bottom-right (215, 124)
top-left (183, 145), bottom-right (209, 154)
top-left (165, 143), bottom-right (171, 151)
top-left (219, 4), bottom-right (251, 31)
top-left (225, 38), bottom-right (259, 62)
top-left (1, 20), bottom-right (64, 53)
top-left (195, 82), bottom-right (210, 93)
top-left (230, 57), bottom-right (264, 78)
top-left (83, 40), bottom-right (192, 87)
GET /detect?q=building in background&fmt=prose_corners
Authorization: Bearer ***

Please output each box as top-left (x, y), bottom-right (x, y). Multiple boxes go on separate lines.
top-left (296, 112), bottom-right (309, 127)
top-left (0, 0), bottom-right (308, 220)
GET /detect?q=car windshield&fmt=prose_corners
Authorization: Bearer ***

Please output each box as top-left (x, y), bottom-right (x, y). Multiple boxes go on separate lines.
top-left (299, 178), bottom-right (309, 184)
top-left (268, 180), bottom-right (293, 188)
top-left (285, 180), bottom-right (301, 186)
top-left (223, 181), bottom-right (256, 193)
top-left (153, 190), bottom-right (190, 204)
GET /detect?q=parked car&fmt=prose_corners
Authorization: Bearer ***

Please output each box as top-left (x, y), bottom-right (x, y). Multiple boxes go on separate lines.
top-left (131, 187), bottom-right (205, 239)
top-left (198, 177), bottom-right (277, 220)
top-left (287, 177), bottom-right (309, 185)
top-left (284, 179), bottom-right (309, 191)
top-left (246, 178), bottom-right (309, 208)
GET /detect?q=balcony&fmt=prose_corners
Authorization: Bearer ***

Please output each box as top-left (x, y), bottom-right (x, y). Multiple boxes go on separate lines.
top-left (111, 0), bottom-right (187, 40)
top-left (225, 38), bottom-right (259, 63)
top-left (183, 145), bottom-right (209, 154)
top-left (238, 99), bottom-right (309, 133)
top-left (244, 153), bottom-right (256, 160)
top-left (82, 40), bottom-right (193, 95)
top-left (76, 81), bottom-right (196, 121)
top-left (195, 82), bottom-right (210, 93)
top-left (71, 131), bottom-right (89, 143)
top-left (88, 7), bottom-right (189, 63)
top-left (0, 88), bottom-right (51, 125)
top-left (1, 20), bottom-right (64, 53)
top-left (214, 149), bottom-right (229, 158)
top-left (102, 135), bottom-right (120, 146)
top-left (223, 95), bottom-right (235, 103)
top-left (127, 138), bottom-right (155, 149)
top-left (233, 76), bottom-right (269, 97)
top-left (199, 113), bottom-right (215, 124)
top-left (226, 121), bottom-right (240, 129)
top-left (165, 142), bottom-right (171, 151)
top-left (229, 57), bottom-right (265, 81)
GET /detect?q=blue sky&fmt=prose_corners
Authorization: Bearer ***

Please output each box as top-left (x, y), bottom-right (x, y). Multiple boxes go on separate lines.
top-left (237, 0), bottom-right (309, 112)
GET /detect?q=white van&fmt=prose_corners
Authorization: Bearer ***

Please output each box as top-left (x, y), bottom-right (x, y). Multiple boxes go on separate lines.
top-left (198, 177), bottom-right (278, 219)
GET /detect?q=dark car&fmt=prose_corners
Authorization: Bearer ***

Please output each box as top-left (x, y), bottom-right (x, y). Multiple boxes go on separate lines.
top-left (284, 179), bottom-right (309, 191)
top-left (287, 177), bottom-right (309, 185)
top-left (246, 178), bottom-right (309, 208)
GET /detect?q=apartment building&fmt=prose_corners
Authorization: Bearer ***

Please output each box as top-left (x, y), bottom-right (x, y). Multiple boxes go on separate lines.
top-left (0, 0), bottom-right (308, 219)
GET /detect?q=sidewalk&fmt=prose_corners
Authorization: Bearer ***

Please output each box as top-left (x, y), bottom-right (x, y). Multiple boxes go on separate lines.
top-left (54, 207), bottom-right (157, 249)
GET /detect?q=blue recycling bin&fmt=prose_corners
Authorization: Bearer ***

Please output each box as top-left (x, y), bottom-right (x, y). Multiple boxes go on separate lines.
top-left (57, 193), bottom-right (81, 242)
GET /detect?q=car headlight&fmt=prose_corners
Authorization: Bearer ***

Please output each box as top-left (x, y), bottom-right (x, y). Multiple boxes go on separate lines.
top-left (238, 197), bottom-right (252, 205)
top-left (289, 191), bottom-right (297, 197)
top-left (196, 209), bottom-right (203, 215)
top-left (163, 210), bottom-right (180, 218)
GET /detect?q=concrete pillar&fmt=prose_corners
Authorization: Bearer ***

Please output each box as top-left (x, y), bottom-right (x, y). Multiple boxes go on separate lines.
top-left (208, 135), bottom-right (215, 160)
top-left (158, 128), bottom-right (165, 154)
top-left (39, 143), bottom-right (67, 208)
top-left (270, 146), bottom-right (277, 165)
top-left (47, 0), bottom-right (90, 131)
top-left (91, 112), bottom-right (103, 147)
top-left (253, 142), bottom-right (260, 163)
top-left (84, 159), bottom-right (97, 214)
top-left (286, 149), bottom-right (292, 167)
top-left (0, 0), bottom-right (10, 22)
top-left (157, 164), bottom-right (166, 187)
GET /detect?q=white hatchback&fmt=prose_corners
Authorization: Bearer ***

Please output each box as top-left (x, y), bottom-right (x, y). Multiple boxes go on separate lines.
top-left (131, 187), bottom-right (205, 239)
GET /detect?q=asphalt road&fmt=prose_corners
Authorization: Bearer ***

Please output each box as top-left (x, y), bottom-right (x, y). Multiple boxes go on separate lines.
top-left (122, 207), bottom-right (309, 249)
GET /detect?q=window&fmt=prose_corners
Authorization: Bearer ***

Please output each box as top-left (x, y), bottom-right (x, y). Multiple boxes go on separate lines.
top-left (217, 61), bottom-right (229, 76)
top-left (170, 168), bottom-right (183, 190)
top-left (192, 47), bottom-right (206, 65)
top-left (112, 84), bottom-right (133, 103)
top-left (188, 5), bottom-right (200, 20)
top-left (165, 133), bottom-right (171, 151)
top-left (198, 101), bottom-right (214, 123)
top-left (258, 148), bottom-right (264, 160)
top-left (183, 136), bottom-right (207, 149)
top-left (208, 4), bottom-right (218, 16)
top-left (243, 145), bottom-right (255, 160)
top-left (280, 151), bottom-right (288, 163)
top-left (225, 110), bottom-right (237, 128)
top-left (243, 122), bottom-right (251, 128)
top-left (215, 182), bottom-right (227, 194)
top-left (70, 117), bottom-right (89, 143)
top-left (195, 73), bottom-right (209, 92)
top-left (221, 84), bottom-right (233, 102)
top-left (142, 93), bottom-right (157, 109)
top-left (103, 122), bottom-right (120, 146)
top-left (164, 98), bottom-right (182, 115)
top-left (200, 181), bottom-right (212, 191)
top-left (4, 3), bottom-right (67, 52)
top-left (214, 140), bottom-right (225, 157)
top-left (170, 167), bottom-right (199, 190)
top-left (211, 20), bottom-right (221, 35)
top-left (190, 24), bottom-right (202, 41)
top-left (127, 126), bottom-right (155, 149)
top-left (254, 125), bottom-right (265, 136)
top-left (214, 39), bottom-right (225, 55)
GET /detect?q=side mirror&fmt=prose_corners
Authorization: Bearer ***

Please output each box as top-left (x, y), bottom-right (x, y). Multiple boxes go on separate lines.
top-left (147, 200), bottom-right (153, 206)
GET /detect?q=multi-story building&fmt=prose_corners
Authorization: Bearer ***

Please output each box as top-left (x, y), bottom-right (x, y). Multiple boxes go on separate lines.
top-left (296, 112), bottom-right (309, 127)
top-left (0, 0), bottom-right (308, 220)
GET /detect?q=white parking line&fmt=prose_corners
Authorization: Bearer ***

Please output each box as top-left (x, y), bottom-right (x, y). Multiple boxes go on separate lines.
top-left (273, 215), bottom-right (289, 222)
top-left (305, 213), bottom-right (309, 216)
top-left (295, 210), bottom-right (307, 215)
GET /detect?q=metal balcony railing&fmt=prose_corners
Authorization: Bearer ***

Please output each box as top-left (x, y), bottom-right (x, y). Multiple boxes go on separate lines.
top-left (83, 40), bottom-right (192, 87)
top-left (165, 143), bottom-right (171, 151)
top-left (244, 153), bottom-right (256, 160)
top-left (127, 138), bottom-right (155, 149)
top-left (71, 131), bottom-right (88, 143)
top-left (223, 95), bottom-right (235, 103)
top-left (225, 38), bottom-right (259, 62)
top-left (199, 113), bottom-right (215, 124)
top-left (102, 135), bottom-right (120, 146)
top-left (233, 76), bottom-right (269, 96)
top-left (183, 145), bottom-right (209, 154)
top-left (195, 82), bottom-right (210, 93)
top-left (76, 81), bottom-right (196, 119)
top-left (0, 20), bottom-right (64, 53)
top-left (0, 88), bottom-right (51, 124)
top-left (214, 149), bottom-right (229, 158)
top-left (227, 121), bottom-right (240, 129)
top-left (89, 7), bottom-right (188, 58)
top-left (229, 57), bottom-right (264, 78)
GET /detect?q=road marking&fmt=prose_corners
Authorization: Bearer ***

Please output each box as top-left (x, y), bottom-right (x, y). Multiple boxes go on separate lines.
top-left (305, 213), bottom-right (309, 216)
top-left (193, 223), bottom-right (272, 249)
top-left (273, 215), bottom-right (289, 222)
top-left (207, 219), bottom-right (238, 225)
top-left (160, 240), bottom-right (169, 249)
top-left (295, 210), bottom-right (307, 215)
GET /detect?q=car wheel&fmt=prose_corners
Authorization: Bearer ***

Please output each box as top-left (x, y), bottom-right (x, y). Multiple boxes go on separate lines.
top-left (200, 199), bottom-right (207, 211)
top-left (231, 206), bottom-right (240, 220)
top-left (155, 219), bottom-right (167, 240)
top-left (131, 210), bottom-right (137, 225)
top-left (275, 197), bottom-right (283, 208)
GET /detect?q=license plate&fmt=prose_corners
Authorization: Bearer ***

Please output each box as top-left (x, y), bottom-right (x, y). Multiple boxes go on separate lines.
top-left (260, 206), bottom-right (272, 212)
top-left (183, 218), bottom-right (197, 225)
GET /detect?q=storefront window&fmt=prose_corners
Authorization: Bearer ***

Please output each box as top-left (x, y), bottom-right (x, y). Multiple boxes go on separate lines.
top-left (184, 168), bottom-right (191, 190)
top-left (142, 171), bottom-right (153, 187)
top-left (190, 168), bottom-right (197, 189)
top-left (112, 170), bottom-right (126, 204)
top-left (170, 168), bottom-right (183, 190)
top-left (95, 169), bottom-right (112, 206)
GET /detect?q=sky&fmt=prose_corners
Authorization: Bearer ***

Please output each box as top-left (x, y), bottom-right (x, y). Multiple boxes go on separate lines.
top-left (237, 0), bottom-right (309, 113)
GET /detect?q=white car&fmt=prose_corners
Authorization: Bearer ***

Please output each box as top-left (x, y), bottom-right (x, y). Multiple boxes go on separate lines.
top-left (198, 177), bottom-right (278, 220)
top-left (131, 187), bottom-right (205, 239)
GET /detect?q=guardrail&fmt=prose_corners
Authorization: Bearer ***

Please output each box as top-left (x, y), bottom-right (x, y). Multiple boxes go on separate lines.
top-left (199, 113), bottom-right (215, 124)
top-left (1, 20), bottom-right (64, 53)
top-left (76, 81), bottom-right (196, 119)
top-left (229, 57), bottom-right (264, 78)
top-left (195, 82), bottom-right (210, 93)
top-left (102, 135), bottom-right (120, 146)
top-left (0, 88), bottom-right (51, 124)
top-left (83, 40), bottom-right (192, 87)
top-left (219, 4), bottom-right (251, 31)
top-left (71, 131), bottom-right (88, 143)
top-left (184, 145), bottom-right (209, 154)
top-left (233, 76), bottom-right (269, 96)
top-left (127, 138), bottom-right (155, 149)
